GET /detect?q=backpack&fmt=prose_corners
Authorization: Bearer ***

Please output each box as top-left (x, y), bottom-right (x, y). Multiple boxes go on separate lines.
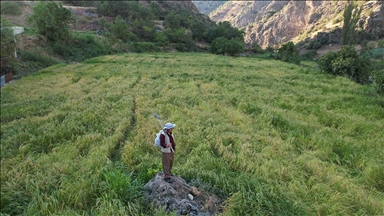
top-left (154, 129), bottom-right (165, 148)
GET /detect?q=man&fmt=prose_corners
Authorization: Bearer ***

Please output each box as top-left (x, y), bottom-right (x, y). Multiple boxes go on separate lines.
top-left (160, 122), bottom-right (176, 183)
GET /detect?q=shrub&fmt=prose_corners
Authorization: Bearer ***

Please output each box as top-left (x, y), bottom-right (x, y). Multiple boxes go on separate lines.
top-left (52, 34), bottom-right (114, 62)
top-left (130, 42), bottom-right (160, 53)
top-left (205, 21), bottom-right (244, 43)
top-left (277, 42), bottom-right (300, 64)
top-left (110, 16), bottom-right (136, 43)
top-left (371, 69), bottom-right (384, 96)
top-left (252, 43), bottom-right (264, 54)
top-left (20, 50), bottom-right (60, 68)
top-left (226, 39), bottom-right (245, 56)
top-left (361, 48), bottom-right (384, 60)
top-left (210, 37), bottom-right (227, 55)
top-left (210, 37), bottom-right (244, 56)
top-left (300, 50), bottom-right (318, 61)
top-left (165, 28), bottom-right (186, 43)
top-left (318, 46), bottom-right (370, 84)
top-left (317, 51), bottom-right (338, 74)
top-left (154, 32), bottom-right (168, 47)
top-left (378, 39), bottom-right (384, 48)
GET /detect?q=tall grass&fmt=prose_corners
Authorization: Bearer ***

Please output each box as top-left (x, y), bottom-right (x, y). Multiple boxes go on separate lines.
top-left (1, 53), bottom-right (383, 215)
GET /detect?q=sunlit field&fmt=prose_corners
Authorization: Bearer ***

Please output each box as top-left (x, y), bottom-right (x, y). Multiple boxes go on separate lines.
top-left (1, 52), bottom-right (383, 215)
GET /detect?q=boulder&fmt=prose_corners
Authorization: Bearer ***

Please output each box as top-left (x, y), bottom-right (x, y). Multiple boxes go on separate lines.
top-left (144, 173), bottom-right (222, 215)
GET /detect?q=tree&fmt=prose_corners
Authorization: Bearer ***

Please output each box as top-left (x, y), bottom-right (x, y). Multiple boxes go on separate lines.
top-left (29, 2), bottom-right (72, 43)
top-left (341, 1), bottom-right (362, 46)
top-left (110, 16), bottom-right (136, 43)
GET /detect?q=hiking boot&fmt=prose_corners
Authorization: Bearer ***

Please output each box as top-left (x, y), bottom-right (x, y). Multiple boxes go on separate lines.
top-left (164, 178), bottom-right (173, 183)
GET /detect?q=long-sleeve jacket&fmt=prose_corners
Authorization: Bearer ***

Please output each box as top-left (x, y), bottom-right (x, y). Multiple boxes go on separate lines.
top-left (160, 130), bottom-right (175, 153)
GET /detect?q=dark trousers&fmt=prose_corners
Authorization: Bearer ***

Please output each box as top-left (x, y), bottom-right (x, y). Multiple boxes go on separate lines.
top-left (162, 152), bottom-right (174, 178)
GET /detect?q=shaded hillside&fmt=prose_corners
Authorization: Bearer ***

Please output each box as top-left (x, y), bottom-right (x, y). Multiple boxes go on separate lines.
top-left (1, 0), bottom-right (243, 77)
top-left (192, 0), bottom-right (226, 15)
top-left (208, 1), bottom-right (384, 48)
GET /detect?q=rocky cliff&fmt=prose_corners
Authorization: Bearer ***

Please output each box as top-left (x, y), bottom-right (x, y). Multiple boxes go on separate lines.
top-left (207, 0), bottom-right (384, 48)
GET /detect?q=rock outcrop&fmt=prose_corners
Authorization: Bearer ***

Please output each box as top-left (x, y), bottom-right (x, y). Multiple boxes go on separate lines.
top-left (207, 1), bottom-right (384, 48)
top-left (144, 173), bottom-right (222, 215)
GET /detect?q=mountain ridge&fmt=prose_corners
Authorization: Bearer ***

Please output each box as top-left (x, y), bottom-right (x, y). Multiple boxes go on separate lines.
top-left (198, 0), bottom-right (384, 48)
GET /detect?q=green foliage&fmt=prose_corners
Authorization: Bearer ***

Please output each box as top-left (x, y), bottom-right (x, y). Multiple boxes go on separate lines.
top-left (0, 1), bottom-right (21, 15)
top-left (154, 32), bottom-right (168, 47)
top-left (341, 1), bottom-right (362, 45)
top-left (378, 40), bottom-right (384, 48)
top-left (29, 2), bottom-right (72, 43)
top-left (210, 37), bottom-right (245, 56)
top-left (0, 20), bottom-right (15, 60)
top-left (150, 2), bottom-right (166, 20)
top-left (165, 28), bottom-right (186, 44)
top-left (300, 50), bottom-right (318, 61)
top-left (164, 11), bottom-right (194, 29)
top-left (277, 42), bottom-right (300, 64)
top-left (97, 1), bottom-right (154, 21)
top-left (131, 19), bottom-right (156, 42)
top-left (52, 34), bottom-right (115, 62)
top-left (206, 21), bottom-right (244, 43)
top-left (91, 0), bottom-right (244, 55)
top-left (109, 16), bottom-right (136, 43)
top-left (371, 69), bottom-right (384, 96)
top-left (20, 49), bottom-right (60, 68)
top-left (318, 46), bottom-right (370, 84)
top-left (361, 48), bottom-right (384, 60)
top-left (252, 43), bottom-right (265, 54)
top-left (98, 17), bottom-right (107, 31)
top-left (99, 162), bottom-right (143, 204)
top-left (130, 42), bottom-right (160, 53)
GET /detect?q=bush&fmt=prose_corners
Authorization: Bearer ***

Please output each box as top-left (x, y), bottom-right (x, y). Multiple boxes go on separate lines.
top-left (318, 46), bottom-right (370, 84)
top-left (361, 48), bottom-right (384, 60)
top-left (300, 50), bottom-right (318, 61)
top-left (20, 50), bottom-right (60, 68)
top-left (226, 39), bottom-right (245, 56)
top-left (165, 28), bottom-right (185, 43)
top-left (154, 32), bottom-right (168, 47)
top-left (206, 21), bottom-right (244, 43)
top-left (306, 40), bottom-right (323, 50)
top-left (252, 43), bottom-right (264, 54)
top-left (130, 42), bottom-right (160, 53)
top-left (371, 69), bottom-right (384, 96)
top-left (109, 16), bottom-right (136, 43)
top-left (378, 40), bottom-right (384, 48)
top-left (277, 42), bottom-right (300, 64)
top-left (52, 34), bottom-right (114, 62)
top-left (210, 37), bottom-right (244, 56)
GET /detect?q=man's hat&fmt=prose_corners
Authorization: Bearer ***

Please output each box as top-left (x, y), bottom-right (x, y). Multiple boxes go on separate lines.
top-left (164, 122), bottom-right (176, 130)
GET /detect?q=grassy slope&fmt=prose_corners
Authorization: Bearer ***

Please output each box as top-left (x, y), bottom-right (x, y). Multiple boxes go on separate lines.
top-left (1, 52), bottom-right (383, 215)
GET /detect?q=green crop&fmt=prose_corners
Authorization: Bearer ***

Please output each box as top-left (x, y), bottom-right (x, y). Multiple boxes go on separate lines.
top-left (1, 53), bottom-right (383, 215)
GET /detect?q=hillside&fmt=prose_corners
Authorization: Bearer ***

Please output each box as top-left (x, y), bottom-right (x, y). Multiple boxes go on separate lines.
top-left (205, 0), bottom-right (384, 48)
top-left (1, 52), bottom-right (384, 215)
top-left (192, 0), bottom-right (226, 15)
top-left (2, 0), bottom-right (232, 77)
